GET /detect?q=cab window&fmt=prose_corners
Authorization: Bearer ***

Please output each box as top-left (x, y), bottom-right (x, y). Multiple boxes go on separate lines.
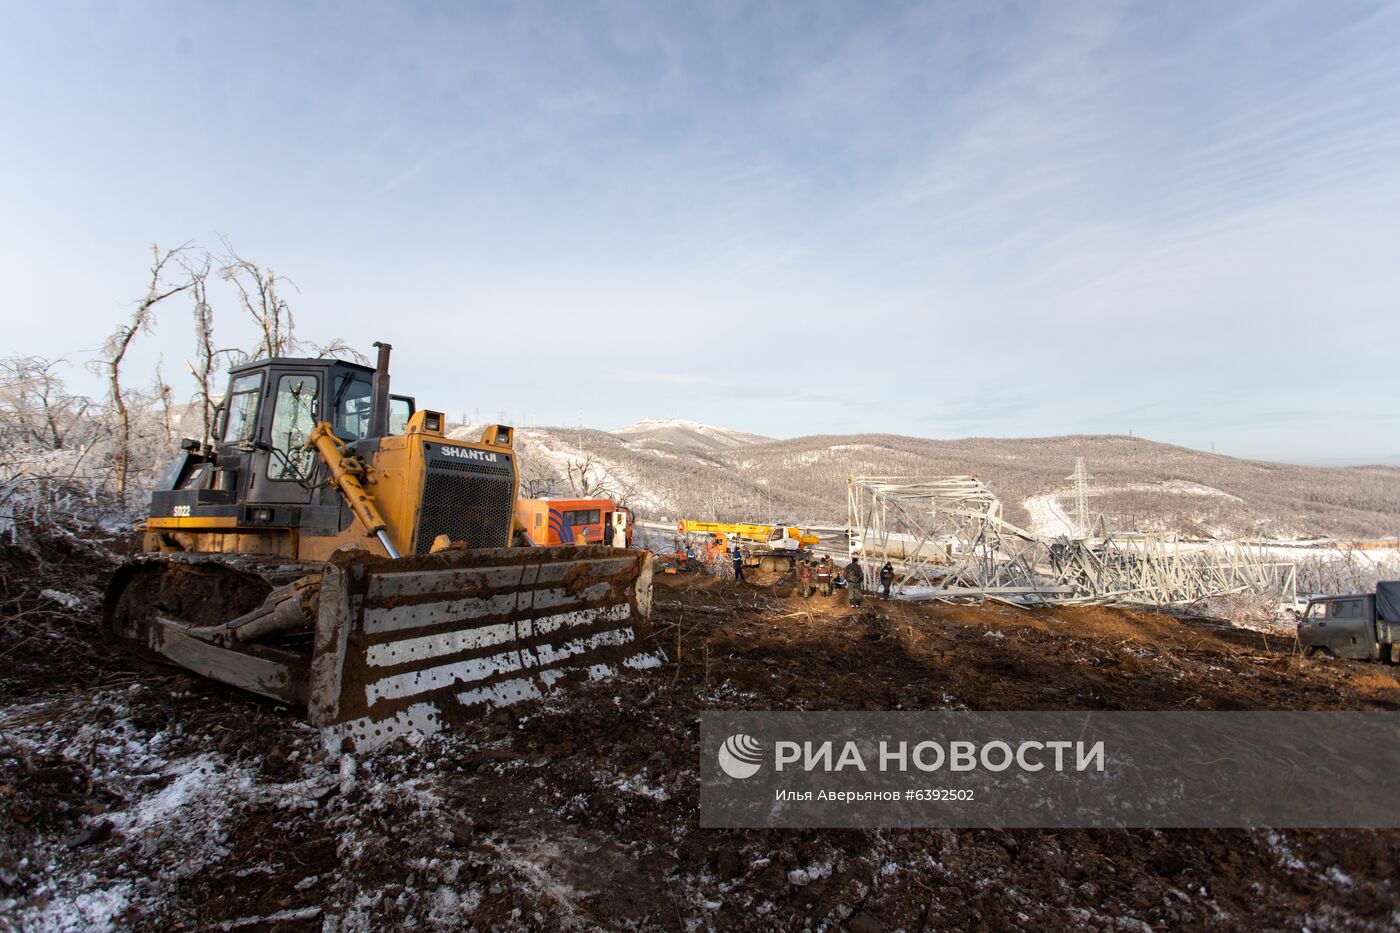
top-left (1334, 599), bottom-right (1364, 619)
top-left (389, 397), bottom-right (413, 435)
top-left (331, 377), bottom-right (414, 439)
top-left (564, 509), bottom-right (601, 526)
top-left (332, 375), bottom-right (373, 440)
top-left (222, 373), bottom-right (263, 444)
top-left (1305, 602), bottom-right (1329, 621)
top-left (267, 374), bottom-right (320, 480)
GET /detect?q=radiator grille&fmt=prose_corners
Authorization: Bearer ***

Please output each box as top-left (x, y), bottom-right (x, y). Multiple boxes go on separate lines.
top-left (414, 450), bottom-right (515, 554)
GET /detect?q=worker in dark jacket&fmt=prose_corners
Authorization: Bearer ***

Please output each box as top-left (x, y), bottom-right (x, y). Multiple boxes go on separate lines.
top-left (815, 556), bottom-right (834, 596)
top-left (603, 518), bottom-right (616, 547)
top-left (731, 544), bottom-right (745, 583)
top-left (845, 558), bottom-right (865, 607)
top-left (879, 562), bottom-right (895, 598)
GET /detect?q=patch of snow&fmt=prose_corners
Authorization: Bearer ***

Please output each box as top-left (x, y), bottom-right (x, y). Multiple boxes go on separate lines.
top-left (1024, 494), bottom-right (1078, 537)
top-left (1064, 908), bottom-right (1155, 932)
top-left (615, 773), bottom-right (669, 801)
top-left (108, 753), bottom-right (251, 838)
top-left (22, 881), bottom-right (133, 933)
top-left (1154, 480), bottom-right (1241, 501)
top-left (1263, 831), bottom-right (1307, 872)
top-left (39, 589), bottom-right (83, 610)
top-left (612, 419), bottom-right (770, 449)
top-left (787, 860), bottom-right (833, 886)
top-left (218, 906), bottom-right (323, 930)
top-left (2, 693), bottom-right (280, 931)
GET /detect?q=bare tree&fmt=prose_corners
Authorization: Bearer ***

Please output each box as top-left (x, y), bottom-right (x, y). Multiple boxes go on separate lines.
top-left (564, 452), bottom-right (608, 498)
top-left (3, 239), bottom-right (390, 540)
top-left (100, 243), bottom-right (195, 498)
top-left (564, 451), bottom-right (641, 506)
top-left (153, 357), bottom-right (175, 449)
top-left (218, 237), bottom-right (298, 360)
top-left (521, 477), bottom-right (556, 498)
top-left (180, 253), bottom-right (222, 446)
top-left (216, 237), bottom-right (365, 366)
top-left (0, 355), bottom-right (88, 450)
top-left (304, 336), bottom-right (369, 365)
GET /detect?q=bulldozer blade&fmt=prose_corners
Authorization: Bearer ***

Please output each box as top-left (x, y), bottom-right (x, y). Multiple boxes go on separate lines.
top-left (309, 546), bottom-right (660, 753)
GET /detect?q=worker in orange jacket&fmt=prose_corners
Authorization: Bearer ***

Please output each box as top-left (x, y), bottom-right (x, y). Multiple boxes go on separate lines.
top-left (797, 560), bottom-right (813, 598)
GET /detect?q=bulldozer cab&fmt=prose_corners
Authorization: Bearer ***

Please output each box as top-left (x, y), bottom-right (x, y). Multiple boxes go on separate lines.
top-left (148, 355), bottom-right (424, 559)
top-left (209, 357), bottom-right (414, 502)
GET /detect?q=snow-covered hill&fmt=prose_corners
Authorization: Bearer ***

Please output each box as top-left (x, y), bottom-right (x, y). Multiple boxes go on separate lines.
top-left (611, 419), bottom-right (771, 451)
top-left (448, 420), bottom-right (1400, 540)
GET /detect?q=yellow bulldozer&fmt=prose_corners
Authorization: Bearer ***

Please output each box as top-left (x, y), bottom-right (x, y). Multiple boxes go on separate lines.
top-left (103, 342), bottom-right (657, 752)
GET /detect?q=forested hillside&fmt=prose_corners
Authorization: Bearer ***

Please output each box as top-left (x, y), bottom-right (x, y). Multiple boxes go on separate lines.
top-left (499, 421), bottom-right (1400, 540)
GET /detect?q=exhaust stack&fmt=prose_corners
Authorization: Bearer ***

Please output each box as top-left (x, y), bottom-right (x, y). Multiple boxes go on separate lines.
top-left (369, 341), bottom-right (392, 437)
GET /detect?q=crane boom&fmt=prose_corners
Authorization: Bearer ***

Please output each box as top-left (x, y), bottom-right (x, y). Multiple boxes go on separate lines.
top-left (677, 519), bottom-right (820, 549)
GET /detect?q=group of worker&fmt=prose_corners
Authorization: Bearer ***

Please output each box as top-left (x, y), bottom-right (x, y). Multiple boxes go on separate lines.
top-left (685, 536), bottom-right (899, 603)
top-left (795, 555), bottom-right (897, 605)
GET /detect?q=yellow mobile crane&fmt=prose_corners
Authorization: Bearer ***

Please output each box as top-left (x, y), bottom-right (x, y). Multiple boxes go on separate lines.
top-left (676, 519), bottom-right (820, 573)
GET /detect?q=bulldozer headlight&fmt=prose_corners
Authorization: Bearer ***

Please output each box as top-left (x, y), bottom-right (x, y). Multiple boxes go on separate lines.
top-left (250, 507), bottom-right (274, 523)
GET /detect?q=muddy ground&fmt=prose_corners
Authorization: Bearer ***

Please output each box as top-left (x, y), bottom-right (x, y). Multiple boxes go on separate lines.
top-left (2, 537), bottom-right (1400, 931)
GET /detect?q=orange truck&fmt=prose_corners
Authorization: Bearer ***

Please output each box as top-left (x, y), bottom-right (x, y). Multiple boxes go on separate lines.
top-left (516, 498), bottom-right (633, 548)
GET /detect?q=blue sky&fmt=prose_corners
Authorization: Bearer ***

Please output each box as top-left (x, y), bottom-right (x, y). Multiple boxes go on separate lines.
top-left (3, 1), bottom-right (1398, 461)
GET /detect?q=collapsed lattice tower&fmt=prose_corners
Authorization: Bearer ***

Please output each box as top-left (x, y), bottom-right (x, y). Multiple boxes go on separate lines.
top-left (1068, 457), bottom-right (1091, 538)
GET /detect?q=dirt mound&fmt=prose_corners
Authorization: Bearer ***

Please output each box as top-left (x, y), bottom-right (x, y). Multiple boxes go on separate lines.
top-left (3, 571), bottom-right (1399, 930)
top-left (0, 527), bottom-right (132, 703)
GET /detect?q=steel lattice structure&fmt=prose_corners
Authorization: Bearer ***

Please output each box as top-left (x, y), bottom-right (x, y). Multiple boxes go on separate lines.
top-left (847, 476), bottom-right (1297, 608)
top-left (1068, 457), bottom-right (1091, 538)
